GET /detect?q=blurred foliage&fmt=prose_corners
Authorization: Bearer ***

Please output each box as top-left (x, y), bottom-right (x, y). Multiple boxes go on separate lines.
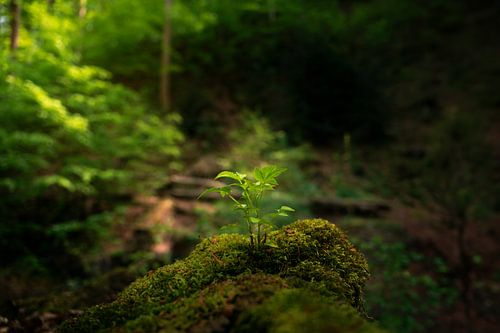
top-left (359, 236), bottom-right (458, 333)
top-left (0, 0), bottom-right (498, 331)
top-left (77, 0), bottom-right (393, 144)
top-left (329, 134), bottom-right (377, 200)
top-left (214, 111), bottom-right (321, 202)
top-left (0, 2), bottom-right (183, 274)
top-left (195, 113), bottom-right (317, 238)
top-left (64, 0), bottom-right (498, 146)
top-left (400, 112), bottom-right (497, 221)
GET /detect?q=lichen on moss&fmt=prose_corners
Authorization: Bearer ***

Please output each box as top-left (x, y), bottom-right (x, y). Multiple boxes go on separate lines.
top-left (58, 219), bottom-right (373, 333)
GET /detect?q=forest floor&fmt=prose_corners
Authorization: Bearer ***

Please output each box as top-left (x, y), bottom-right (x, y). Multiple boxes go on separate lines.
top-left (1, 154), bottom-right (499, 333)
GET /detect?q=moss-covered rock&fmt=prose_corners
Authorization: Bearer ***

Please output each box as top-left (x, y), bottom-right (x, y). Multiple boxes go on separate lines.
top-left (235, 289), bottom-right (385, 333)
top-left (58, 219), bottom-right (378, 332)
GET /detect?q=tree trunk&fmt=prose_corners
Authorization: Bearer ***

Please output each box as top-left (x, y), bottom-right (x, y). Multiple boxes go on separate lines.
top-left (268, 0), bottom-right (276, 21)
top-left (457, 217), bottom-right (472, 332)
top-left (47, 0), bottom-right (55, 12)
top-left (78, 0), bottom-right (87, 19)
top-left (9, 0), bottom-right (21, 54)
top-left (160, 0), bottom-right (173, 112)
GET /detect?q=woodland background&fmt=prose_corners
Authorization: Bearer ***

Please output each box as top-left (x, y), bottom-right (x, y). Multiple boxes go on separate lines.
top-left (0, 0), bottom-right (499, 332)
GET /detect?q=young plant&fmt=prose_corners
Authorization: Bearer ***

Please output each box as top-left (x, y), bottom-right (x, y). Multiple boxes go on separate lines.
top-left (199, 165), bottom-right (295, 250)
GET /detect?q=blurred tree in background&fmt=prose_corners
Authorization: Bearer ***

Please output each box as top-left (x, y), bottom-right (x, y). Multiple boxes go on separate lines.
top-left (78, 0), bottom-right (389, 144)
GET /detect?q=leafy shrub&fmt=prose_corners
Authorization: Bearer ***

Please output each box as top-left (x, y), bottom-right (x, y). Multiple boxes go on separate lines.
top-left (0, 3), bottom-right (183, 273)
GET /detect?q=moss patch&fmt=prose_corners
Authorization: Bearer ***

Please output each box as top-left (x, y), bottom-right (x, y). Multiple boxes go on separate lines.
top-left (235, 289), bottom-right (385, 333)
top-left (124, 273), bottom-right (287, 333)
top-left (58, 219), bottom-right (375, 332)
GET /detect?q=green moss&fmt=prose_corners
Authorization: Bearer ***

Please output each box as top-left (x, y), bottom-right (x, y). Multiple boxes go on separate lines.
top-left (266, 219), bottom-right (369, 309)
top-left (150, 273), bottom-right (287, 333)
top-left (234, 289), bottom-right (385, 333)
top-left (58, 219), bottom-right (372, 332)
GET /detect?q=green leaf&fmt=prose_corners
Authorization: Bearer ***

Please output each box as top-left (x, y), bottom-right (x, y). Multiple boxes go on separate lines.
top-left (235, 172), bottom-right (247, 180)
top-left (253, 168), bottom-right (265, 182)
top-left (218, 186), bottom-right (232, 197)
top-left (263, 183), bottom-right (276, 190)
top-left (266, 240), bottom-right (279, 248)
top-left (264, 165), bottom-right (287, 179)
top-left (263, 212), bottom-right (278, 219)
top-left (198, 166), bottom-right (291, 251)
top-left (215, 171), bottom-right (247, 183)
top-left (197, 186), bottom-right (231, 199)
top-left (254, 165), bottom-right (286, 183)
top-left (215, 171), bottom-right (241, 181)
top-left (249, 217), bottom-right (261, 224)
top-left (235, 203), bottom-right (247, 210)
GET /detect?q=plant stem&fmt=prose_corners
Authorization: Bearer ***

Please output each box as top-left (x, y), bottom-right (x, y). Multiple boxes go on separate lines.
top-left (257, 223), bottom-right (261, 249)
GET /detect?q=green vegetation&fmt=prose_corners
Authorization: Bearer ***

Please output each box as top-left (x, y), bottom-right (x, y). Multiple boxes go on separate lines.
top-left (0, 1), bottom-right (183, 274)
top-left (237, 289), bottom-right (384, 333)
top-left (358, 236), bottom-right (458, 333)
top-left (200, 166), bottom-right (295, 250)
top-left (1, 0), bottom-right (498, 332)
top-left (58, 219), bottom-right (373, 332)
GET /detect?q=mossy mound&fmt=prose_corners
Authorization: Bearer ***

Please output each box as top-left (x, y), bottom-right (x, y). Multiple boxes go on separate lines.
top-left (236, 288), bottom-right (385, 333)
top-left (59, 219), bottom-right (379, 332)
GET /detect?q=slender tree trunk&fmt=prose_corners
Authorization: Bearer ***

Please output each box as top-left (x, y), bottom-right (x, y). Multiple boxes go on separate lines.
top-left (78, 0), bottom-right (87, 19)
top-left (268, 0), bottom-right (276, 21)
top-left (47, 0), bottom-right (55, 12)
top-left (457, 217), bottom-right (472, 332)
top-left (160, 0), bottom-right (173, 112)
top-left (9, 0), bottom-right (21, 55)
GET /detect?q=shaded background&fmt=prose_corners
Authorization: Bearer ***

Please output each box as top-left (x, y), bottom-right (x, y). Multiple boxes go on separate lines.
top-left (0, 0), bottom-right (499, 332)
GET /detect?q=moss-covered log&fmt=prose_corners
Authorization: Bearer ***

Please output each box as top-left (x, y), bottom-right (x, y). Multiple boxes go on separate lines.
top-left (58, 219), bottom-right (382, 332)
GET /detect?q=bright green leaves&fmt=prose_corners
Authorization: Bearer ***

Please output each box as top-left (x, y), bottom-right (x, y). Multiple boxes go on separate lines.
top-left (199, 165), bottom-right (294, 250)
top-left (253, 165), bottom-right (286, 185)
top-left (250, 217), bottom-right (261, 224)
top-left (277, 205), bottom-right (295, 217)
top-left (279, 205), bottom-right (295, 212)
top-left (215, 171), bottom-right (247, 183)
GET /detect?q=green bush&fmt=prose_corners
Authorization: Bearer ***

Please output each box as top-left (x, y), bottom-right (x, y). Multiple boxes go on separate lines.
top-left (0, 3), bottom-right (183, 273)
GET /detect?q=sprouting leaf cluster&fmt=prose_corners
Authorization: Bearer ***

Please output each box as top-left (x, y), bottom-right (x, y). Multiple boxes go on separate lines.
top-left (199, 166), bottom-right (295, 250)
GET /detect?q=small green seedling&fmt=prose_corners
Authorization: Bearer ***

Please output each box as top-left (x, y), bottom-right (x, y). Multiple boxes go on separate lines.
top-left (199, 165), bottom-right (295, 250)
